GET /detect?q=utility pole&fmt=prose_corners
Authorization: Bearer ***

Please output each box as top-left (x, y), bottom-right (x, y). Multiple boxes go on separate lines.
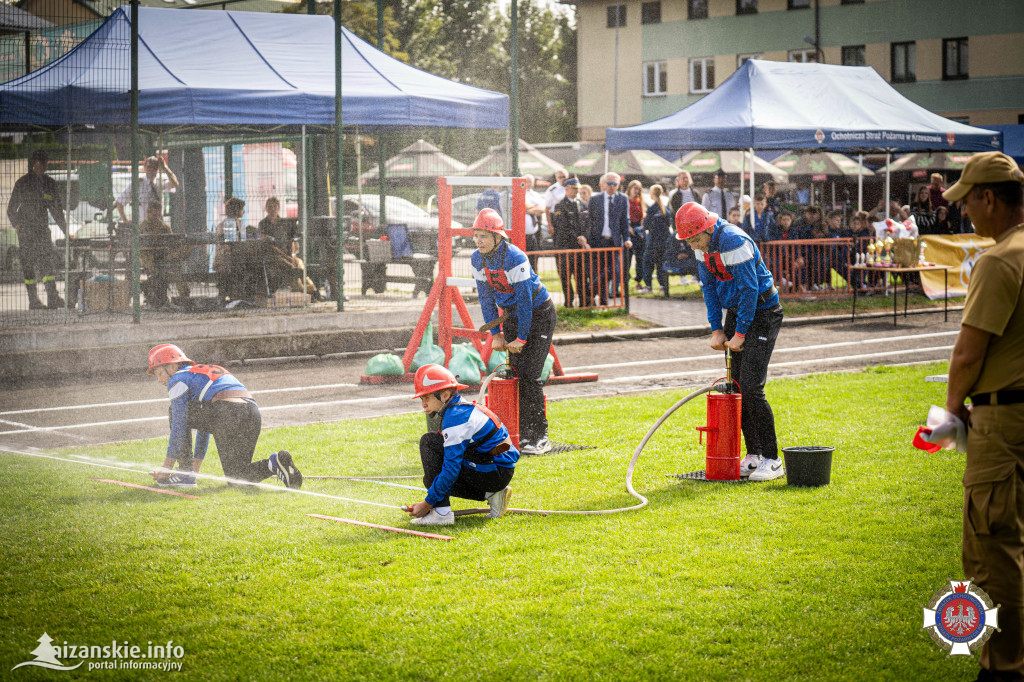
top-left (510, 0), bottom-right (520, 176)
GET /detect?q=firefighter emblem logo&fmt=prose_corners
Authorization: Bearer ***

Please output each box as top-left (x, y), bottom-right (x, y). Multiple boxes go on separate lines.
top-left (814, 129), bottom-right (825, 144)
top-left (923, 580), bottom-right (999, 656)
top-left (947, 132), bottom-right (956, 147)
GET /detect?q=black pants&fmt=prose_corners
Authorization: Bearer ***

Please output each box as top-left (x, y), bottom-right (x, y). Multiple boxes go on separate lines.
top-left (16, 226), bottom-right (60, 286)
top-left (629, 224), bottom-right (646, 284)
top-left (525, 233), bottom-right (540, 273)
top-left (556, 248), bottom-right (586, 307)
top-left (420, 433), bottom-right (515, 507)
top-left (590, 236), bottom-right (620, 303)
top-left (502, 298), bottom-right (556, 443)
top-left (642, 231), bottom-right (670, 290)
top-left (186, 399), bottom-right (273, 482)
top-left (723, 304), bottom-right (783, 460)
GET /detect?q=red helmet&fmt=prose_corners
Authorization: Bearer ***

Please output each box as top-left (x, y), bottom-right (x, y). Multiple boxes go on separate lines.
top-left (147, 343), bottom-right (193, 375)
top-left (472, 208), bottom-right (507, 237)
top-left (675, 202), bottom-right (718, 240)
top-left (412, 364), bottom-right (468, 398)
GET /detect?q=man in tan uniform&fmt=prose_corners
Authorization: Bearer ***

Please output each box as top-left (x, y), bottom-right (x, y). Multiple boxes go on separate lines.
top-left (944, 151), bottom-right (1024, 681)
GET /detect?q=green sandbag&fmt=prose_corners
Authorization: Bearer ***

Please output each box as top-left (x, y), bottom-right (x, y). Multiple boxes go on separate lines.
top-left (410, 321), bottom-right (445, 371)
top-left (540, 353), bottom-right (555, 382)
top-left (448, 348), bottom-right (482, 385)
top-left (365, 353), bottom-right (405, 376)
top-left (486, 349), bottom-right (508, 373)
top-left (453, 343), bottom-right (486, 372)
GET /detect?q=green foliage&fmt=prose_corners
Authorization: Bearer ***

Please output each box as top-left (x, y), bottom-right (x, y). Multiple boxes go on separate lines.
top-left (0, 363), bottom-right (976, 679)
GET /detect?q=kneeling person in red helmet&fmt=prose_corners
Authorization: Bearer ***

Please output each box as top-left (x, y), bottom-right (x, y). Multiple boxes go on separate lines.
top-left (471, 207), bottom-right (557, 455)
top-left (146, 344), bottom-right (303, 489)
top-left (675, 202), bottom-right (785, 482)
top-left (406, 364), bottom-right (518, 526)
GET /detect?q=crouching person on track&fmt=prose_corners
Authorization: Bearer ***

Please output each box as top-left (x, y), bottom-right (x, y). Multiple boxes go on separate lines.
top-left (406, 364), bottom-right (518, 527)
top-left (146, 343), bottom-right (303, 489)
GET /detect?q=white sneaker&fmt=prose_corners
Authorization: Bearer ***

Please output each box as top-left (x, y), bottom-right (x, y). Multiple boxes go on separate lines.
top-left (749, 456), bottom-right (785, 482)
top-left (740, 454), bottom-right (762, 479)
top-left (520, 436), bottom-right (552, 455)
top-left (484, 487), bottom-right (512, 518)
top-left (410, 509), bottom-right (455, 526)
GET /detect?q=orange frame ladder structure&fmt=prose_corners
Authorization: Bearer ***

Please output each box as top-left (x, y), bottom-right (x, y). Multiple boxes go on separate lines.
top-left (360, 175), bottom-right (597, 385)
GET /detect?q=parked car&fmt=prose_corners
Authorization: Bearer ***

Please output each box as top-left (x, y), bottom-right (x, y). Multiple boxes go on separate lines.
top-left (341, 194), bottom-right (463, 257)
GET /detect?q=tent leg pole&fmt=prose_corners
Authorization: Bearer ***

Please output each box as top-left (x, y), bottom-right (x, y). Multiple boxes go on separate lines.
top-left (885, 151), bottom-right (891, 220)
top-left (301, 124), bottom-right (309, 307)
top-left (749, 147), bottom-right (755, 219)
top-left (356, 127), bottom-right (364, 261)
top-left (858, 153), bottom-right (863, 212)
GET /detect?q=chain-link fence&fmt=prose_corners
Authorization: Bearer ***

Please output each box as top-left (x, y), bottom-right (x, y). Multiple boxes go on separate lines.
top-left (0, 4), bottom-right (512, 328)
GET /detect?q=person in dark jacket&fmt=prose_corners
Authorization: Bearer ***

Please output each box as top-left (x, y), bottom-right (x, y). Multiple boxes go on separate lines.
top-left (549, 178), bottom-right (590, 307)
top-left (6, 149), bottom-right (68, 310)
top-left (640, 184), bottom-right (673, 295)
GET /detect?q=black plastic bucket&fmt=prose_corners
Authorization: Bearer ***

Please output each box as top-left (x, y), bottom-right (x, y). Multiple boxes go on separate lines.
top-left (782, 446), bottom-right (835, 487)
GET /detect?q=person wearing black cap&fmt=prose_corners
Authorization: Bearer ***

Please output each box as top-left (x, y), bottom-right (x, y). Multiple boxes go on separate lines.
top-left (6, 149), bottom-right (69, 310)
top-left (701, 169), bottom-right (736, 219)
top-left (549, 177), bottom-right (590, 307)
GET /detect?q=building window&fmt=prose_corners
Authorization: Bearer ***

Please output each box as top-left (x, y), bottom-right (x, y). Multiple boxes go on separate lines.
top-left (789, 49), bottom-right (817, 63)
top-left (1019, 114), bottom-right (1024, 124)
top-left (842, 45), bottom-right (865, 67)
top-left (891, 41), bottom-right (916, 83)
top-left (690, 57), bottom-right (715, 94)
top-left (948, 116), bottom-right (970, 124)
top-left (788, 0), bottom-right (810, 8)
top-left (644, 61), bottom-right (667, 96)
top-left (606, 4), bottom-right (626, 28)
top-left (738, 53), bottom-right (762, 68)
top-left (943, 37), bottom-right (968, 80)
top-left (840, 0), bottom-right (864, 4)
top-left (736, 0), bottom-right (757, 15)
top-left (687, 0), bottom-right (708, 19)
top-left (641, 1), bottom-right (661, 24)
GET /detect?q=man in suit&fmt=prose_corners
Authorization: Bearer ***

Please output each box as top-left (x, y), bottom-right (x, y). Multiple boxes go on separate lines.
top-left (587, 172), bottom-right (632, 304)
top-left (702, 169), bottom-right (736, 217)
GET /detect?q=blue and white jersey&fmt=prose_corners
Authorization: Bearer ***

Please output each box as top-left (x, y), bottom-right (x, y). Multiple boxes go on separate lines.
top-left (471, 241), bottom-right (550, 343)
top-left (165, 364), bottom-right (248, 461)
top-left (426, 395), bottom-right (519, 507)
top-left (694, 220), bottom-right (778, 336)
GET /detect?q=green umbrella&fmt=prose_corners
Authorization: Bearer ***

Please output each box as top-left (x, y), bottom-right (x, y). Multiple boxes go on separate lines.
top-left (465, 139), bottom-right (564, 177)
top-left (770, 152), bottom-right (874, 181)
top-left (885, 152), bottom-right (975, 179)
top-left (359, 139), bottom-right (467, 185)
top-left (565, 149), bottom-right (681, 181)
top-left (675, 150), bottom-right (788, 183)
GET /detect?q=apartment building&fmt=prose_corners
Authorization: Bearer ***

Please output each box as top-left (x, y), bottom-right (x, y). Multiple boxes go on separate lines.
top-left (575, 0), bottom-right (1024, 141)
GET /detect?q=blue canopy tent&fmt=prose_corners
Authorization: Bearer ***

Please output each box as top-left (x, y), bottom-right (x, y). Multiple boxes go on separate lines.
top-left (0, 6), bottom-right (509, 129)
top-left (606, 60), bottom-right (1001, 214)
top-left (987, 125), bottom-right (1024, 165)
top-left (606, 60), bottom-right (1000, 153)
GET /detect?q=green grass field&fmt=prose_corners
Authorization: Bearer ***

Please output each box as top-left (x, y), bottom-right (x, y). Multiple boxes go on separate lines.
top-left (0, 363), bottom-right (978, 681)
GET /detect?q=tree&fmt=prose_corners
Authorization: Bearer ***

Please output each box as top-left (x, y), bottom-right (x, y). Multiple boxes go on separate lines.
top-left (283, 0), bottom-right (407, 62)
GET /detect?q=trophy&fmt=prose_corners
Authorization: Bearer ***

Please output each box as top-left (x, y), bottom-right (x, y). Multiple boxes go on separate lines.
top-left (866, 241), bottom-right (876, 265)
top-left (883, 236), bottom-right (894, 264)
top-left (918, 242), bottom-right (927, 265)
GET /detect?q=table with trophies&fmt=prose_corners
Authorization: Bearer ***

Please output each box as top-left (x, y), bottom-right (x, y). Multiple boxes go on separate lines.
top-left (849, 234), bottom-right (951, 327)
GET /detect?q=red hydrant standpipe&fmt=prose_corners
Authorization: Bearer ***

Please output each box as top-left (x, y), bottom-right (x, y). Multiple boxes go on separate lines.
top-left (480, 365), bottom-right (521, 450)
top-left (696, 349), bottom-right (742, 481)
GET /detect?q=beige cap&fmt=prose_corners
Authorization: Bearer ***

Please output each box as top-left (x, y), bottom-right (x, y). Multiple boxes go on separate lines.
top-left (943, 151), bottom-right (1024, 202)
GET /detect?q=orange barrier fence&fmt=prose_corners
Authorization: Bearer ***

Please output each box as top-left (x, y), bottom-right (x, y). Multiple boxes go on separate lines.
top-left (526, 247), bottom-right (627, 311)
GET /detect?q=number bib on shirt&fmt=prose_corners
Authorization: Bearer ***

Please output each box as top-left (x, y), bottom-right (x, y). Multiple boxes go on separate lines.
top-left (704, 252), bottom-right (734, 282)
top-left (485, 267), bottom-right (514, 294)
top-left (188, 364), bottom-right (229, 381)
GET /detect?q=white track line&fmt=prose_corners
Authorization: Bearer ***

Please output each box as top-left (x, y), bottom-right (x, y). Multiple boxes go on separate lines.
top-left (0, 394), bottom-right (413, 436)
top-left (564, 330), bottom-right (959, 371)
top-left (0, 382), bottom-right (361, 417)
top-left (0, 447), bottom-right (400, 510)
top-left (598, 346), bottom-right (950, 382)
